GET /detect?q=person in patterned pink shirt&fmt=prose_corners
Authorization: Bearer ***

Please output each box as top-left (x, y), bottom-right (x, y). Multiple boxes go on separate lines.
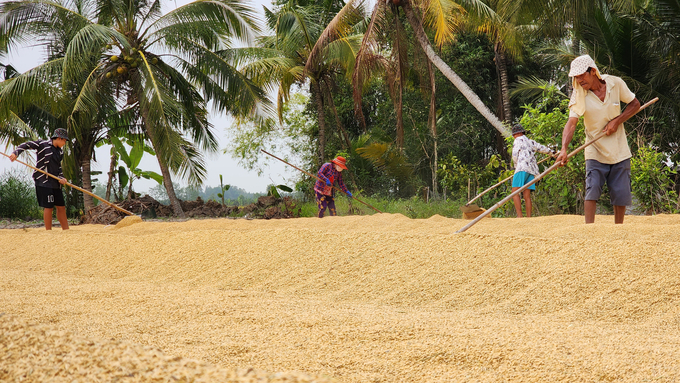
top-left (314, 156), bottom-right (352, 218)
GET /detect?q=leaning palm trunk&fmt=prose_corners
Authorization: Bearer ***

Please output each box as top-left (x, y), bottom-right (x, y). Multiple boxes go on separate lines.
top-left (402, 2), bottom-right (510, 138)
top-left (395, 82), bottom-right (404, 149)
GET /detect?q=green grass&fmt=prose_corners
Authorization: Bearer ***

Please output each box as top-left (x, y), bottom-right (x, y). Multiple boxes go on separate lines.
top-left (295, 194), bottom-right (472, 219)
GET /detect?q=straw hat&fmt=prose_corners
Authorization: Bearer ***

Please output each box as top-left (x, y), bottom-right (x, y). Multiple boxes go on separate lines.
top-left (331, 156), bottom-right (348, 170)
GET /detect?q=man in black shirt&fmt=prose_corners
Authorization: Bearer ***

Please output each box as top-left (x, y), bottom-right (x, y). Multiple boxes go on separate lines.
top-left (9, 128), bottom-right (70, 230)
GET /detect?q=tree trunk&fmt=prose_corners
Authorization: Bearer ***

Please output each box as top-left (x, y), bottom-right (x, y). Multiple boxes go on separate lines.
top-left (427, 60), bottom-right (438, 197)
top-left (156, 159), bottom-right (184, 217)
top-left (323, 80), bottom-right (352, 149)
top-left (105, 149), bottom-right (116, 201)
top-left (402, 1), bottom-right (510, 138)
top-left (80, 151), bottom-right (94, 213)
top-left (495, 43), bottom-right (512, 124)
top-left (313, 81), bottom-right (328, 163)
top-left (141, 111), bottom-right (185, 217)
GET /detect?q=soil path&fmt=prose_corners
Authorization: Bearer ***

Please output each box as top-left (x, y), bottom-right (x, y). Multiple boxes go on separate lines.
top-left (2, 214), bottom-right (680, 382)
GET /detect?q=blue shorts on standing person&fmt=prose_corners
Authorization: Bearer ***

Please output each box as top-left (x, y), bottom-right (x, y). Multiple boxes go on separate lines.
top-left (512, 171), bottom-right (536, 191)
top-left (585, 159), bottom-right (632, 206)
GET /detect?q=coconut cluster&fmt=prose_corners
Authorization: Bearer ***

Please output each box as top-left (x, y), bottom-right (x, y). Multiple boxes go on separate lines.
top-left (105, 44), bottom-right (159, 79)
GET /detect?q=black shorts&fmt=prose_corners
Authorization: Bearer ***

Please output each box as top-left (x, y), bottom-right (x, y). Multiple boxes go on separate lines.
top-left (36, 186), bottom-right (65, 208)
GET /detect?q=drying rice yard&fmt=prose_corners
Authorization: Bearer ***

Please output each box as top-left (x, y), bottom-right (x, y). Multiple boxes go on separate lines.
top-left (2, 213), bottom-right (680, 382)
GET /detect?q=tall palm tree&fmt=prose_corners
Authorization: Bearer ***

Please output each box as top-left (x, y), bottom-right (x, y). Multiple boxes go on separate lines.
top-left (237, 0), bottom-right (363, 164)
top-left (341, 0), bottom-right (511, 137)
top-left (398, 0), bottom-right (509, 136)
top-left (461, 0), bottom-right (544, 124)
top-left (1, 0), bottom-right (266, 217)
top-left (340, 0), bottom-right (508, 194)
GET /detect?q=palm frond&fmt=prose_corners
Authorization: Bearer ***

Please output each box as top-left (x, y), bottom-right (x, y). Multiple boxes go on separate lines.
top-left (356, 141), bottom-right (414, 181)
top-left (0, 0), bottom-right (94, 48)
top-left (172, 37), bottom-right (272, 119)
top-left (145, 0), bottom-right (260, 44)
top-left (306, 0), bottom-right (365, 74)
top-left (63, 23), bottom-right (130, 84)
top-left (0, 58), bottom-right (65, 117)
top-left (510, 76), bottom-right (567, 102)
top-left (423, 0), bottom-right (465, 48)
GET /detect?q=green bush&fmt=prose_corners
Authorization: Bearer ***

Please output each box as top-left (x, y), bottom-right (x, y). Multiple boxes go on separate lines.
top-left (0, 170), bottom-right (42, 219)
top-left (631, 146), bottom-right (678, 214)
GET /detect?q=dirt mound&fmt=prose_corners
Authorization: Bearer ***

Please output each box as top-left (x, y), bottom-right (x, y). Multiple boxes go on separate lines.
top-left (0, 313), bottom-right (335, 382)
top-left (80, 195), bottom-right (301, 224)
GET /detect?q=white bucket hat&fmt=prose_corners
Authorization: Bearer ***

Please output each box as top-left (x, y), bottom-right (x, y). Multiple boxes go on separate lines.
top-left (568, 54), bottom-right (604, 116)
top-left (569, 54), bottom-right (602, 79)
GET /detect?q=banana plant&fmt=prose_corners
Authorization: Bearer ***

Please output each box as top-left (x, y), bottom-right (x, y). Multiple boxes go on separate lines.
top-left (109, 135), bottom-right (163, 200)
top-left (267, 184), bottom-right (293, 199)
top-left (217, 174), bottom-right (231, 206)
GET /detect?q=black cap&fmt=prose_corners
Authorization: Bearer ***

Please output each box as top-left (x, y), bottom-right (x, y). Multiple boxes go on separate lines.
top-left (511, 124), bottom-right (526, 135)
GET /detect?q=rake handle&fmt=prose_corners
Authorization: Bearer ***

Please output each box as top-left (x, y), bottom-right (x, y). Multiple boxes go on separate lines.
top-left (1, 151), bottom-right (135, 216)
top-left (260, 149), bottom-right (383, 213)
top-left (456, 97), bottom-right (659, 234)
top-left (466, 156), bottom-right (553, 207)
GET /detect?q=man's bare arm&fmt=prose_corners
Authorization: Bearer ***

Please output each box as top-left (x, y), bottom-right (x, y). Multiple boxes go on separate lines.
top-left (556, 117), bottom-right (579, 165)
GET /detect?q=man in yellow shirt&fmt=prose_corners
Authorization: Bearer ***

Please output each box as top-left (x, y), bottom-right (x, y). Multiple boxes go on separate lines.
top-left (556, 54), bottom-right (640, 224)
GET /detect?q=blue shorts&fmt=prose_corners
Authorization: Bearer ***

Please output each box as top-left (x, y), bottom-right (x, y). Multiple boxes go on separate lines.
top-left (512, 171), bottom-right (536, 190)
top-left (585, 159), bottom-right (632, 206)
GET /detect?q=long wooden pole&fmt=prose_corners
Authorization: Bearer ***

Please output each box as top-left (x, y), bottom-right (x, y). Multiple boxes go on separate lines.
top-left (456, 97), bottom-right (659, 234)
top-left (1, 152), bottom-right (135, 216)
top-left (466, 156), bottom-right (553, 207)
top-left (260, 149), bottom-right (384, 213)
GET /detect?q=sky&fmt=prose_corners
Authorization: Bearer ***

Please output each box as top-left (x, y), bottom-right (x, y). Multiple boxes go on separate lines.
top-left (0, 0), bottom-right (301, 194)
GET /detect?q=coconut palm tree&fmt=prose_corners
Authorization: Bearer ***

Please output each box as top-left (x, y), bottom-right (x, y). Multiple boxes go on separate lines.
top-left (1, 0), bottom-right (266, 217)
top-left (235, 0), bottom-right (364, 164)
top-left (460, 0), bottom-right (547, 124)
top-left (342, 0), bottom-right (510, 137)
top-left (338, 0), bottom-right (509, 195)
top-left (397, 0), bottom-right (509, 136)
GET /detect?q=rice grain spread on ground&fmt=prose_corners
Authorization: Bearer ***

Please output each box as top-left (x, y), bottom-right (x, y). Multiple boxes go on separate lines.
top-left (2, 214), bottom-right (680, 382)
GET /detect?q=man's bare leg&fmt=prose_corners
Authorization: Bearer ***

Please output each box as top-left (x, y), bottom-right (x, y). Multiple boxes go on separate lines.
top-left (585, 200), bottom-right (597, 224)
top-left (614, 205), bottom-right (626, 224)
top-left (43, 208), bottom-right (53, 230)
top-left (523, 190), bottom-right (532, 217)
top-left (512, 187), bottom-right (523, 218)
top-left (56, 206), bottom-right (69, 230)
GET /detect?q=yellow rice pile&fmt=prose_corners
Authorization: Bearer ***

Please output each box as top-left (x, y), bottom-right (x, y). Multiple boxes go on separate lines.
top-left (1, 213), bottom-right (680, 382)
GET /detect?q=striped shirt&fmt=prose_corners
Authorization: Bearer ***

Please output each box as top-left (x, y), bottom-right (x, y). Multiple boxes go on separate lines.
top-left (314, 162), bottom-right (349, 196)
top-left (12, 140), bottom-right (64, 189)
